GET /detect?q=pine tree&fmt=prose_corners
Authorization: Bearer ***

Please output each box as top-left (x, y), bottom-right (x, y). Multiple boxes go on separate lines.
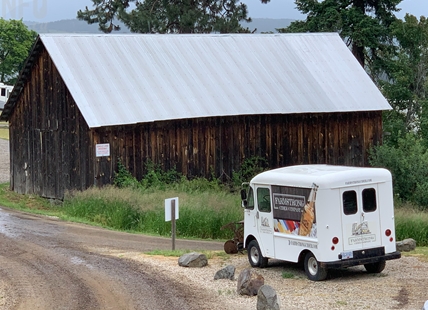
top-left (77, 0), bottom-right (253, 34)
top-left (278, 0), bottom-right (402, 68)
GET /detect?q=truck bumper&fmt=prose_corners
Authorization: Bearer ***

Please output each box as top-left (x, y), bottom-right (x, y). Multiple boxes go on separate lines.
top-left (320, 251), bottom-right (401, 269)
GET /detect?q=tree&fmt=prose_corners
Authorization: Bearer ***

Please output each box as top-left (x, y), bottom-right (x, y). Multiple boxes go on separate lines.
top-left (278, 0), bottom-right (401, 69)
top-left (77, 0), bottom-right (253, 34)
top-left (380, 14), bottom-right (428, 145)
top-left (0, 18), bottom-right (37, 84)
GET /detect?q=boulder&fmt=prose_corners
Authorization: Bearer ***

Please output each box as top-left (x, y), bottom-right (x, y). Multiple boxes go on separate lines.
top-left (396, 238), bottom-right (416, 252)
top-left (178, 252), bottom-right (208, 267)
top-left (214, 265), bottom-right (235, 280)
top-left (237, 268), bottom-right (265, 296)
top-left (257, 285), bottom-right (280, 310)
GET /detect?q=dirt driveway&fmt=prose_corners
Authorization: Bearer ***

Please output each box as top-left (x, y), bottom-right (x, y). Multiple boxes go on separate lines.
top-left (0, 207), bottom-right (228, 309)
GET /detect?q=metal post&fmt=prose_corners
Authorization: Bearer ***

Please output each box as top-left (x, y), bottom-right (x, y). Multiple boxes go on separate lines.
top-left (171, 199), bottom-right (176, 250)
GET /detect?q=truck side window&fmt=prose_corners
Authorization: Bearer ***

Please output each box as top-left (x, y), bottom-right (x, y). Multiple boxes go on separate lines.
top-left (247, 188), bottom-right (255, 210)
top-left (362, 188), bottom-right (377, 212)
top-left (343, 190), bottom-right (357, 215)
top-left (0, 88), bottom-right (5, 97)
top-left (257, 187), bottom-right (271, 213)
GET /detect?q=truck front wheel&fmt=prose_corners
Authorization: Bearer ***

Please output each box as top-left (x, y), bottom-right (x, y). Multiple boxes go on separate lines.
top-left (247, 240), bottom-right (268, 268)
top-left (304, 252), bottom-right (328, 281)
top-left (364, 261), bottom-right (386, 273)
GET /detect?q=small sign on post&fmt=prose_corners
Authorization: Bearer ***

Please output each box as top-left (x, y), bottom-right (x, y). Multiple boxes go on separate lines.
top-left (165, 197), bottom-right (179, 250)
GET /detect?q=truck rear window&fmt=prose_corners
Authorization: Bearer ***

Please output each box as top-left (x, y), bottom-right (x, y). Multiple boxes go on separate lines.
top-left (362, 188), bottom-right (377, 212)
top-left (343, 191), bottom-right (357, 215)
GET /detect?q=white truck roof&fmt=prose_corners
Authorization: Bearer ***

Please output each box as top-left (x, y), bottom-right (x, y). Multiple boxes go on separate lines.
top-left (251, 165), bottom-right (391, 189)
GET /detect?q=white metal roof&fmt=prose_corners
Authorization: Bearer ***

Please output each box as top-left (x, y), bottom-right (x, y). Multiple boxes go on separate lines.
top-left (251, 165), bottom-right (392, 189)
top-left (14, 33), bottom-right (392, 128)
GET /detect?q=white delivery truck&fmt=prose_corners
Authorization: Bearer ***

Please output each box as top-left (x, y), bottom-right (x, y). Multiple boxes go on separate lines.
top-left (240, 164), bottom-right (401, 281)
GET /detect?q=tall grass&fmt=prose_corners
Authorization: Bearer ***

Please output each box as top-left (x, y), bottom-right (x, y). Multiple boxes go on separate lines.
top-left (63, 184), bottom-right (242, 240)
top-left (395, 206), bottom-right (428, 246)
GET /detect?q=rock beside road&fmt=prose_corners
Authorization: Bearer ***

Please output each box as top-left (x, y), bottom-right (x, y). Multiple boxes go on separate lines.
top-left (397, 238), bottom-right (417, 252)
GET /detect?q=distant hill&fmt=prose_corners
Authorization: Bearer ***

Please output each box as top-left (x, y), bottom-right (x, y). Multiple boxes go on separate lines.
top-left (24, 18), bottom-right (294, 34)
top-left (242, 18), bottom-right (293, 33)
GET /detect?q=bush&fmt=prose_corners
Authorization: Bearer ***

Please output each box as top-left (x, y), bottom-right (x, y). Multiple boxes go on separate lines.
top-left (369, 133), bottom-right (428, 209)
top-left (231, 156), bottom-right (268, 187)
top-left (113, 160), bottom-right (140, 189)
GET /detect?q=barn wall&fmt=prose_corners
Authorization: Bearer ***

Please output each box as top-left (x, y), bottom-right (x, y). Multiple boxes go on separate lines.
top-left (8, 47), bottom-right (94, 199)
top-left (7, 46), bottom-right (383, 200)
top-left (93, 112), bottom-right (382, 185)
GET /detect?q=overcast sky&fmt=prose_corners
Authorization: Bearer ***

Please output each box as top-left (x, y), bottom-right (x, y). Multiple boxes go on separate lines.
top-left (0, 0), bottom-right (426, 23)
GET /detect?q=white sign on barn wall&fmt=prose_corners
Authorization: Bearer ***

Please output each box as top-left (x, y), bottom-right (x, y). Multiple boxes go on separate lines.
top-left (96, 143), bottom-right (110, 157)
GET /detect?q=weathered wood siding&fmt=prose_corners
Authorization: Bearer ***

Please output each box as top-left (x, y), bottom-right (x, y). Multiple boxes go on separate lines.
top-left (7, 45), bottom-right (383, 200)
top-left (93, 112), bottom-right (382, 185)
top-left (8, 47), bottom-right (93, 199)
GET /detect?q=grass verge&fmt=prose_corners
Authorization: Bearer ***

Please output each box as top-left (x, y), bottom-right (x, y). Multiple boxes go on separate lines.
top-left (0, 121), bottom-right (8, 140)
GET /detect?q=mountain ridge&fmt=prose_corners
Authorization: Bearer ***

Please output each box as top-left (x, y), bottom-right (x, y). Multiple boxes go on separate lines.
top-left (23, 18), bottom-right (294, 34)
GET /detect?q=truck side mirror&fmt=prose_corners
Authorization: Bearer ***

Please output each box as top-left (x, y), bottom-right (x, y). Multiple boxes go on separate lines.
top-left (240, 189), bottom-right (247, 200)
top-left (241, 199), bottom-right (248, 208)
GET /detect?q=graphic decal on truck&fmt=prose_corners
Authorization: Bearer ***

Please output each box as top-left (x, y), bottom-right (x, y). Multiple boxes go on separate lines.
top-left (348, 221), bottom-right (376, 245)
top-left (272, 184), bottom-right (318, 238)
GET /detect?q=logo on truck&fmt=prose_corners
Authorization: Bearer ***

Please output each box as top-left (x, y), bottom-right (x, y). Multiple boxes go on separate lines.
top-left (348, 221), bottom-right (376, 245)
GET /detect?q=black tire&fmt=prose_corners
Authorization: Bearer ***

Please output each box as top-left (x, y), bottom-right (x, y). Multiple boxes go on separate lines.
top-left (304, 252), bottom-right (328, 281)
top-left (247, 240), bottom-right (268, 268)
top-left (364, 261), bottom-right (386, 273)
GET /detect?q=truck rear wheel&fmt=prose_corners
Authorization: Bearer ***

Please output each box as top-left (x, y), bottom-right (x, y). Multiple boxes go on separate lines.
top-left (364, 261), bottom-right (386, 273)
top-left (247, 240), bottom-right (268, 268)
top-left (304, 252), bottom-right (328, 281)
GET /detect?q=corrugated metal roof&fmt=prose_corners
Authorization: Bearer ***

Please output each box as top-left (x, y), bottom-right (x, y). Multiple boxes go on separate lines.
top-left (1, 33), bottom-right (391, 127)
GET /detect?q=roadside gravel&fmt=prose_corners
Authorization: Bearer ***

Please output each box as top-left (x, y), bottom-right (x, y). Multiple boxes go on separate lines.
top-left (114, 251), bottom-right (428, 310)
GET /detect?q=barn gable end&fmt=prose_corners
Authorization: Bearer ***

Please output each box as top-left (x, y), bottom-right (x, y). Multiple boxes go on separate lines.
top-left (1, 33), bottom-right (390, 199)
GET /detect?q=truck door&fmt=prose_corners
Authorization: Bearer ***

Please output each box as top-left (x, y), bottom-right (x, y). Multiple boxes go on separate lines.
top-left (255, 186), bottom-right (275, 258)
top-left (341, 185), bottom-right (382, 252)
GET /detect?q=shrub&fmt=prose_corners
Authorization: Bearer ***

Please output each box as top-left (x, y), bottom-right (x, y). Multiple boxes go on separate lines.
top-left (232, 156), bottom-right (268, 187)
top-left (369, 133), bottom-right (428, 209)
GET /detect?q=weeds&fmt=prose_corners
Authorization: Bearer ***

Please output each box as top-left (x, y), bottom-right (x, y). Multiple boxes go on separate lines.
top-left (281, 271), bottom-right (295, 279)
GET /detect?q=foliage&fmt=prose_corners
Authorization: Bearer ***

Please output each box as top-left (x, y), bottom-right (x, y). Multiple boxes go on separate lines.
top-left (77, 0), bottom-right (253, 34)
top-left (0, 18), bottom-right (37, 84)
top-left (231, 156), bottom-right (268, 187)
top-left (278, 0), bottom-right (401, 69)
top-left (113, 159), bottom-right (140, 188)
top-left (380, 15), bottom-right (428, 141)
top-left (369, 133), bottom-right (428, 208)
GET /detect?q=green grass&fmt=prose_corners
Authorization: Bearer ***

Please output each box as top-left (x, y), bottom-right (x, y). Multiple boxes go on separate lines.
top-left (145, 249), bottom-right (228, 259)
top-left (395, 206), bottom-right (428, 246)
top-left (402, 247), bottom-right (428, 262)
top-left (281, 271), bottom-right (295, 279)
top-left (0, 121), bottom-right (8, 140)
top-left (0, 182), bottom-right (243, 241)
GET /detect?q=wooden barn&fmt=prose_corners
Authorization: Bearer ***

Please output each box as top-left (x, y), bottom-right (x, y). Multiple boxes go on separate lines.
top-left (0, 33), bottom-right (391, 200)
